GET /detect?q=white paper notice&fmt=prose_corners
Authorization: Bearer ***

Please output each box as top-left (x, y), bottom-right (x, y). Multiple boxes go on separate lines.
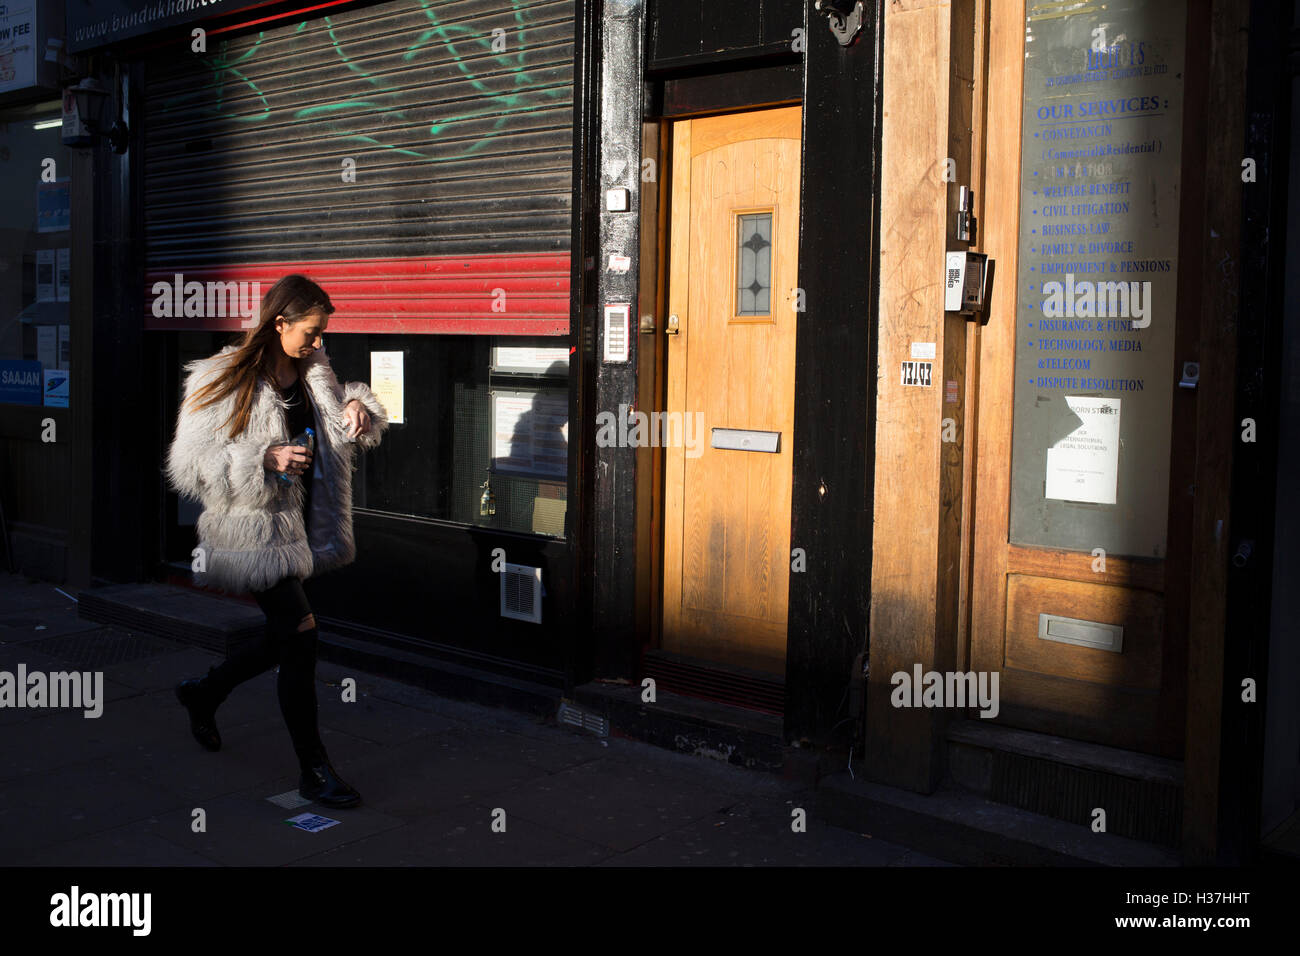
top-left (36, 249), bottom-right (54, 302)
top-left (36, 326), bottom-right (56, 369)
top-left (1045, 396), bottom-right (1121, 504)
top-left (56, 248), bottom-right (70, 301)
top-left (369, 351), bottom-right (404, 424)
top-left (493, 345), bottom-right (569, 375)
top-left (493, 391), bottom-right (568, 478)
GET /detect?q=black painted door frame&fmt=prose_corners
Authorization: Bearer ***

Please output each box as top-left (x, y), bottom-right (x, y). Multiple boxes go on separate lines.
top-left (593, 0), bottom-right (881, 748)
top-left (785, 2), bottom-right (881, 747)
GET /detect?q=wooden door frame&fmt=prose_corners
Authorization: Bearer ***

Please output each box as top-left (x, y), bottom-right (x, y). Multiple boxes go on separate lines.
top-left (969, 0), bottom-right (1202, 761)
top-left (967, 0), bottom-right (1252, 859)
top-left (636, 65), bottom-right (806, 678)
top-left (626, 8), bottom-right (882, 751)
top-left (659, 106), bottom-right (802, 676)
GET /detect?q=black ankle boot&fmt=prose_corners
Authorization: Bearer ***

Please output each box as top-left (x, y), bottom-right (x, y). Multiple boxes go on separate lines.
top-left (175, 675), bottom-right (222, 752)
top-left (299, 760), bottom-right (362, 809)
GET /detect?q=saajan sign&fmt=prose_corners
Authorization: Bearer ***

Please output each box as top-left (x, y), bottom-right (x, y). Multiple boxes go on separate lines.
top-left (65, 0), bottom-right (270, 54)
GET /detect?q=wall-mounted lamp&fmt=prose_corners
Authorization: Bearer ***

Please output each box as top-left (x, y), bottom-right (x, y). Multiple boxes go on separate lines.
top-left (813, 0), bottom-right (866, 47)
top-left (62, 77), bottom-right (129, 153)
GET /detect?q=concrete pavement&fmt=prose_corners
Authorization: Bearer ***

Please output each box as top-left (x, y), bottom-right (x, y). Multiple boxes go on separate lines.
top-left (0, 573), bottom-right (950, 867)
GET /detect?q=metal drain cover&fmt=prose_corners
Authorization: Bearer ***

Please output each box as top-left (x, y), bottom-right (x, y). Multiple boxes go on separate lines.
top-left (24, 629), bottom-right (185, 669)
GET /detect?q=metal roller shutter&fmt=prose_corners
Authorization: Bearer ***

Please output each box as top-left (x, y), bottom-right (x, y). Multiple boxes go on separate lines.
top-left (142, 0), bottom-right (574, 334)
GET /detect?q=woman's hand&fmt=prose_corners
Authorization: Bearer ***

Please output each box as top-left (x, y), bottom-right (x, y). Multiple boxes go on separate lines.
top-left (264, 444), bottom-right (313, 477)
top-left (343, 399), bottom-right (372, 439)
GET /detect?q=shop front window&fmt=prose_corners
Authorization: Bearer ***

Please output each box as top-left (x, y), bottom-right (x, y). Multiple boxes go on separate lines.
top-left (0, 99), bottom-right (71, 408)
top-left (321, 333), bottom-right (569, 538)
top-left (173, 331), bottom-right (570, 539)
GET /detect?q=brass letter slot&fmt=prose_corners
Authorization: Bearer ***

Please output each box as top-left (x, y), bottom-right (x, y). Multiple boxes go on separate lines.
top-left (1037, 613), bottom-right (1123, 653)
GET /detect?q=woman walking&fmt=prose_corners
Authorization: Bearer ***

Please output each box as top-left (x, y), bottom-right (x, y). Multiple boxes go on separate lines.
top-left (165, 274), bottom-right (388, 809)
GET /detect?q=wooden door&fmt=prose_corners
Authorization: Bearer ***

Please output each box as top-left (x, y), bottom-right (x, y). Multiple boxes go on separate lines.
top-left (969, 1), bottom-right (1199, 758)
top-left (661, 106), bottom-right (801, 676)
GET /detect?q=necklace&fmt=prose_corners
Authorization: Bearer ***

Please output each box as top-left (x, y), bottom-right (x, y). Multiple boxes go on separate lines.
top-left (280, 377), bottom-right (303, 406)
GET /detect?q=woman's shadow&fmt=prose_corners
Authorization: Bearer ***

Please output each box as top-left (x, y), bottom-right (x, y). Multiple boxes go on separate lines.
top-left (502, 359), bottom-right (569, 533)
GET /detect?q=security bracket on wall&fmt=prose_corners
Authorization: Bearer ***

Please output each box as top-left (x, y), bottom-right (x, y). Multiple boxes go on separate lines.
top-left (813, 0), bottom-right (866, 47)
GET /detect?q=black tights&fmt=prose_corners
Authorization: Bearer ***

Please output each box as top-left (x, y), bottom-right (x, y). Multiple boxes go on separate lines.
top-left (202, 576), bottom-right (325, 771)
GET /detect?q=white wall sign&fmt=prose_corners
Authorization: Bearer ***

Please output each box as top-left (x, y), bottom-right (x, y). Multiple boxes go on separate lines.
top-left (0, 3), bottom-right (37, 95)
top-left (1045, 396), bottom-right (1121, 505)
top-left (492, 345), bottom-right (569, 376)
top-left (369, 351), bottom-right (404, 424)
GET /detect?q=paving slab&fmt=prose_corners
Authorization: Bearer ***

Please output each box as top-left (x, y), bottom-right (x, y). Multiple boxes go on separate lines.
top-left (603, 737), bottom-right (810, 802)
top-left (0, 691), bottom-right (183, 781)
top-left (351, 669), bottom-right (567, 739)
top-left (597, 797), bottom-right (907, 866)
top-left (0, 757), bottom-right (192, 854)
top-left (100, 643), bottom-right (232, 693)
top-left (336, 732), bottom-right (580, 820)
top-left (313, 680), bottom-right (461, 748)
top-left (0, 603), bottom-right (103, 644)
top-left (0, 645), bottom-right (144, 727)
top-left (143, 784), bottom-right (408, 867)
top-left (0, 580), bottom-right (79, 615)
top-left (3, 823), bottom-right (220, 867)
top-left (290, 802), bottom-right (615, 867)
top-left (483, 756), bottom-right (742, 853)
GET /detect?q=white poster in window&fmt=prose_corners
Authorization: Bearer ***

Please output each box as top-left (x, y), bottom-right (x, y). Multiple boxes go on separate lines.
top-left (0, 3), bottom-right (36, 95)
top-left (492, 345), bottom-right (569, 375)
top-left (368, 351), bottom-right (403, 424)
top-left (36, 325), bottom-right (56, 369)
top-left (492, 390), bottom-right (568, 479)
top-left (36, 249), bottom-right (54, 302)
top-left (56, 248), bottom-right (70, 301)
top-left (1045, 396), bottom-right (1121, 505)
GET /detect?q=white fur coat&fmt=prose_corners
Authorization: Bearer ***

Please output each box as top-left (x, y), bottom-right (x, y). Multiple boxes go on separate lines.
top-left (165, 343), bottom-right (389, 595)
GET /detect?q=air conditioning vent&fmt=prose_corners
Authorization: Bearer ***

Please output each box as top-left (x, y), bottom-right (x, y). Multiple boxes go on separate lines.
top-left (500, 563), bottom-right (543, 624)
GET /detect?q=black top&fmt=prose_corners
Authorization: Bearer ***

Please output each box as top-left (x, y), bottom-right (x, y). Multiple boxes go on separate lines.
top-left (279, 375), bottom-right (314, 524)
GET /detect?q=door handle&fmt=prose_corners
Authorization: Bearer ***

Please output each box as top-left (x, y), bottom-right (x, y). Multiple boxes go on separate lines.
top-left (666, 314), bottom-right (680, 335)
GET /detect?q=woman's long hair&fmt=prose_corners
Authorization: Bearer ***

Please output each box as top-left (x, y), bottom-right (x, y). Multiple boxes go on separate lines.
top-left (184, 274), bottom-right (335, 439)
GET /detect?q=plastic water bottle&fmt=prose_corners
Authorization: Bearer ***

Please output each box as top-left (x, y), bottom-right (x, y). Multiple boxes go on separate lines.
top-left (277, 427), bottom-right (315, 484)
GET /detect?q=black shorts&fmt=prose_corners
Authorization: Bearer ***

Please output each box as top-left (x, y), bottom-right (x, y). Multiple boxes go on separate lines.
top-left (251, 576), bottom-right (313, 634)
